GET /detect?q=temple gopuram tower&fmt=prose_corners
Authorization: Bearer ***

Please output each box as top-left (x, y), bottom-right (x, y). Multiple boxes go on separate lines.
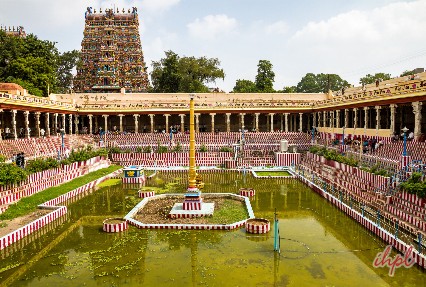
top-left (74, 7), bottom-right (149, 93)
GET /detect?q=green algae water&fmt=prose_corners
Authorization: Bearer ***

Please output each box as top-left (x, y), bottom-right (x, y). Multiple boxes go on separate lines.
top-left (0, 172), bottom-right (425, 287)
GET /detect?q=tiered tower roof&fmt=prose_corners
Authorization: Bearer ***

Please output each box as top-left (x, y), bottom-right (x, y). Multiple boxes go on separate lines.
top-left (74, 7), bottom-right (149, 93)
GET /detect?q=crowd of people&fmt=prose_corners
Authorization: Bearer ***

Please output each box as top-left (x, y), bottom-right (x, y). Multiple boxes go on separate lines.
top-left (391, 131), bottom-right (415, 142)
top-left (331, 135), bottom-right (384, 154)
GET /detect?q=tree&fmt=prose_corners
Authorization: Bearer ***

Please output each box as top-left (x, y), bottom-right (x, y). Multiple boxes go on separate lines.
top-left (296, 73), bottom-right (319, 93)
top-left (150, 51), bottom-right (181, 93)
top-left (232, 79), bottom-right (257, 93)
top-left (57, 50), bottom-right (80, 93)
top-left (400, 69), bottom-right (422, 77)
top-left (0, 30), bottom-right (78, 96)
top-left (359, 73), bottom-right (391, 86)
top-left (296, 73), bottom-right (349, 93)
top-left (255, 60), bottom-right (275, 92)
top-left (150, 50), bottom-right (225, 93)
top-left (281, 86), bottom-right (297, 93)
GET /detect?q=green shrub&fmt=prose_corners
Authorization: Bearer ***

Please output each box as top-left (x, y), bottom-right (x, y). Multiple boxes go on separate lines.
top-left (136, 146), bottom-right (143, 153)
top-left (109, 146), bottom-right (122, 154)
top-left (157, 145), bottom-right (168, 153)
top-left (143, 146), bottom-right (152, 153)
top-left (25, 157), bottom-right (60, 173)
top-left (0, 154), bottom-right (7, 163)
top-left (199, 144), bottom-right (208, 152)
top-left (400, 172), bottom-right (426, 198)
top-left (370, 164), bottom-right (379, 174)
top-left (0, 163), bottom-right (27, 185)
top-left (376, 169), bottom-right (389, 177)
top-left (172, 142), bottom-right (183, 152)
top-left (64, 146), bottom-right (107, 165)
top-left (309, 145), bottom-right (321, 154)
top-left (97, 148), bottom-right (109, 157)
top-left (219, 146), bottom-right (233, 152)
top-left (407, 172), bottom-right (423, 184)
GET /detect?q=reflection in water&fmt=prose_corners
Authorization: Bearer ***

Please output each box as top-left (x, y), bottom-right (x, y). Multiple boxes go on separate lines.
top-left (0, 172), bottom-right (424, 287)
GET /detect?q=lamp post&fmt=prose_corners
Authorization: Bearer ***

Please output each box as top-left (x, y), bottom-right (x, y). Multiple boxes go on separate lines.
top-left (60, 128), bottom-right (65, 148)
top-left (311, 126), bottom-right (315, 144)
top-left (341, 126), bottom-right (346, 154)
top-left (241, 125), bottom-right (245, 142)
top-left (402, 126), bottom-right (409, 156)
top-left (240, 125), bottom-right (245, 159)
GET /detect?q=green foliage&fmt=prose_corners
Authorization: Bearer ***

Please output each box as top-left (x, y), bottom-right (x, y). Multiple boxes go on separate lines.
top-left (359, 73), bottom-right (391, 86)
top-left (97, 148), bottom-right (109, 157)
top-left (25, 157), bottom-right (59, 174)
top-left (0, 31), bottom-right (78, 96)
top-left (400, 173), bottom-right (426, 199)
top-left (4, 77), bottom-right (43, 96)
top-left (232, 60), bottom-right (275, 93)
top-left (150, 50), bottom-right (225, 93)
top-left (172, 142), bottom-right (183, 152)
top-left (59, 158), bottom-right (71, 165)
top-left (62, 146), bottom-right (107, 165)
top-left (199, 144), bottom-right (208, 152)
top-left (205, 198), bottom-right (247, 224)
top-left (0, 165), bottom-right (121, 220)
top-left (0, 154), bottom-right (6, 163)
top-left (56, 50), bottom-right (80, 93)
top-left (308, 145), bottom-right (321, 154)
top-left (109, 146), bottom-right (122, 154)
top-left (280, 86), bottom-right (297, 93)
top-left (407, 172), bottom-right (423, 184)
top-left (400, 69), bottom-right (419, 77)
top-left (296, 73), bottom-right (350, 93)
top-left (143, 146), bottom-right (152, 153)
top-left (136, 146), bottom-right (143, 153)
top-left (255, 171), bottom-right (291, 177)
top-left (0, 163), bottom-right (27, 185)
top-left (232, 79), bottom-right (257, 93)
top-left (310, 147), bottom-right (392, 176)
top-left (255, 60), bottom-right (275, 92)
top-left (309, 146), bottom-right (358, 167)
top-left (156, 142), bottom-right (168, 154)
top-left (219, 146), bottom-right (233, 152)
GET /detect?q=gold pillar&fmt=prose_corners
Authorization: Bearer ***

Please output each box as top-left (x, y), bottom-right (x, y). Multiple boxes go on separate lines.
top-left (188, 97), bottom-right (196, 188)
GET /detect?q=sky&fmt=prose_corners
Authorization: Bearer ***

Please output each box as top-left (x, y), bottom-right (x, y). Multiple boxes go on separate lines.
top-left (1, 0), bottom-right (426, 92)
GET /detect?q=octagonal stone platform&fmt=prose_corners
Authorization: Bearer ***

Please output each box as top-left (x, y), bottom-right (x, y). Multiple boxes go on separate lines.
top-left (124, 193), bottom-right (254, 230)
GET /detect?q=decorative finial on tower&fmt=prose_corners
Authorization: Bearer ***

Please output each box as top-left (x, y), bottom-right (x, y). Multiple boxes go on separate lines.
top-left (100, 8), bottom-right (102, 13)
top-left (122, 8), bottom-right (125, 13)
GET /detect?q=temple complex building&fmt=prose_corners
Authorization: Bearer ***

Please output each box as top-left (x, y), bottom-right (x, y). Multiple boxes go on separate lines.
top-left (73, 7), bottom-right (149, 93)
top-left (0, 72), bottom-right (425, 142)
top-left (0, 26), bottom-right (26, 38)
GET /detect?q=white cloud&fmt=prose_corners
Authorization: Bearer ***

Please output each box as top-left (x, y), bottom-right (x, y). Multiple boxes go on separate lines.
top-left (187, 14), bottom-right (237, 40)
top-left (286, 1), bottom-right (426, 82)
top-left (144, 33), bottom-right (178, 64)
top-left (265, 20), bottom-right (288, 35)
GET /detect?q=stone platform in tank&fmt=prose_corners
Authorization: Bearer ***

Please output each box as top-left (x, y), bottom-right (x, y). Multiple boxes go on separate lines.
top-left (124, 193), bottom-right (254, 230)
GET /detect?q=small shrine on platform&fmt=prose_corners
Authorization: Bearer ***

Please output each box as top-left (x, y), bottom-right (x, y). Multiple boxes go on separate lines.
top-left (122, 166), bottom-right (145, 184)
